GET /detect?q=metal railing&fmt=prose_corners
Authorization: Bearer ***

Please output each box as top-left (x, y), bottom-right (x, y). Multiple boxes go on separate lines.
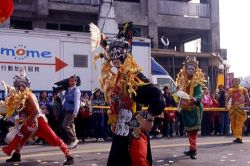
top-left (49, 0), bottom-right (100, 6)
top-left (158, 0), bottom-right (210, 18)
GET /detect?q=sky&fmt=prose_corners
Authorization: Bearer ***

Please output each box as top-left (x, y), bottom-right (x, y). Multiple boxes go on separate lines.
top-left (219, 0), bottom-right (250, 78)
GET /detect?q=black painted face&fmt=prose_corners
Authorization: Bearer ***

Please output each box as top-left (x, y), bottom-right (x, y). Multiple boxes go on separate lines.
top-left (109, 47), bottom-right (126, 68)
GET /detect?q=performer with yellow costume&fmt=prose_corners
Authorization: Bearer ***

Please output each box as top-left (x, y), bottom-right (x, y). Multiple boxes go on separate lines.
top-left (226, 78), bottom-right (250, 143)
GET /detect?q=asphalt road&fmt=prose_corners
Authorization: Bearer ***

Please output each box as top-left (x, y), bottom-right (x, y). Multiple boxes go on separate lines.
top-left (0, 135), bottom-right (250, 166)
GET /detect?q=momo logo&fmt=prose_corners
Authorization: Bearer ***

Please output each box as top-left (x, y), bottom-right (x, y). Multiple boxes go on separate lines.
top-left (0, 44), bottom-right (52, 60)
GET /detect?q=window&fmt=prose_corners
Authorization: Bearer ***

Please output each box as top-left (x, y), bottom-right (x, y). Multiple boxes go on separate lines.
top-left (157, 77), bottom-right (176, 93)
top-left (74, 55), bottom-right (88, 68)
top-left (46, 23), bottom-right (89, 32)
top-left (47, 23), bottom-right (59, 30)
top-left (60, 24), bottom-right (84, 32)
top-left (10, 20), bottom-right (33, 30)
top-left (132, 27), bottom-right (141, 37)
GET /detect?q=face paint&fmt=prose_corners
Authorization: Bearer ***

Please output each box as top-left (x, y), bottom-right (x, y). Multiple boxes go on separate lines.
top-left (109, 47), bottom-right (126, 68)
top-left (112, 59), bottom-right (122, 68)
top-left (232, 79), bottom-right (240, 87)
top-left (186, 64), bottom-right (196, 76)
top-left (17, 82), bottom-right (27, 91)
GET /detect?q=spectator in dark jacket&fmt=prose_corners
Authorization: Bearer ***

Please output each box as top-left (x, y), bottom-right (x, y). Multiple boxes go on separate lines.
top-left (216, 85), bottom-right (230, 135)
top-left (163, 85), bottom-right (177, 137)
top-left (91, 88), bottom-right (106, 142)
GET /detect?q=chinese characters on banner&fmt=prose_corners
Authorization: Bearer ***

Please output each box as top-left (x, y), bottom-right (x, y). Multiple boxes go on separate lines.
top-left (0, 65), bottom-right (40, 72)
top-left (0, 91), bottom-right (53, 100)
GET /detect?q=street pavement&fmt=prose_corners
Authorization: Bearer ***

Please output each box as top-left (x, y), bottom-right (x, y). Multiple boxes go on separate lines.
top-left (0, 135), bottom-right (250, 166)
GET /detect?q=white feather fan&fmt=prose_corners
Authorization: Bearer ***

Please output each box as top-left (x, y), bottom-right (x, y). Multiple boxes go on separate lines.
top-left (89, 23), bottom-right (102, 51)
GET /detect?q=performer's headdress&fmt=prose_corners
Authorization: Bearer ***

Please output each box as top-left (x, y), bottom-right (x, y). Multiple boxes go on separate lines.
top-left (183, 56), bottom-right (199, 68)
top-left (176, 55), bottom-right (206, 96)
top-left (232, 78), bottom-right (240, 83)
top-left (13, 67), bottom-right (31, 88)
top-left (89, 22), bottom-right (143, 105)
top-left (89, 22), bottom-right (132, 63)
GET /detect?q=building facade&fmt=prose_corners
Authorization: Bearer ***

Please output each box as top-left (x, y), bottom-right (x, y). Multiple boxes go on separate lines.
top-left (1, 0), bottom-right (226, 90)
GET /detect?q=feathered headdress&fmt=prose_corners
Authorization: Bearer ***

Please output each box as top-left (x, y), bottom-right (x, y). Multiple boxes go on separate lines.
top-left (183, 56), bottom-right (199, 67)
top-left (176, 56), bottom-right (206, 96)
top-left (89, 22), bottom-right (143, 102)
top-left (13, 67), bottom-right (31, 88)
top-left (89, 23), bottom-right (108, 51)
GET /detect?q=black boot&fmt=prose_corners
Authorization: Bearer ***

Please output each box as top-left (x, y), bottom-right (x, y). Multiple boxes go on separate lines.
top-left (6, 152), bottom-right (21, 162)
top-left (233, 138), bottom-right (243, 143)
top-left (184, 150), bottom-right (191, 156)
top-left (189, 150), bottom-right (197, 160)
top-left (63, 156), bottom-right (74, 165)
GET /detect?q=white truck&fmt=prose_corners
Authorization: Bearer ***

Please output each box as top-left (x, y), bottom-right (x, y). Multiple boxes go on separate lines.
top-left (0, 28), bottom-right (175, 98)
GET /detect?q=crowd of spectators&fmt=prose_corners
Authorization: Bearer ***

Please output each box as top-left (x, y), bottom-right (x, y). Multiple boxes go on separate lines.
top-left (1, 84), bottom-right (250, 145)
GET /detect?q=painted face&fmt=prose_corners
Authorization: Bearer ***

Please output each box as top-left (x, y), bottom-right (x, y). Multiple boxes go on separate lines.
top-left (186, 64), bottom-right (196, 76)
top-left (17, 82), bottom-right (27, 91)
top-left (232, 79), bottom-right (240, 87)
top-left (110, 47), bottom-right (126, 68)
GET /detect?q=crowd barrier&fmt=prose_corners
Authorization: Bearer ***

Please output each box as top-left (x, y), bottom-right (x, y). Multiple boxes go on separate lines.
top-left (91, 106), bottom-right (233, 112)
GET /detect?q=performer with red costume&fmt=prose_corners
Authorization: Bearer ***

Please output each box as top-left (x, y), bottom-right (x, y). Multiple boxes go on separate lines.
top-left (90, 22), bottom-right (165, 166)
top-left (1, 68), bottom-right (74, 165)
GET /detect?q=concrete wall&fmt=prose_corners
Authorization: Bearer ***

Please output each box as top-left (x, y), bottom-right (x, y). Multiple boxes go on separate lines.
top-left (10, 0), bottom-right (221, 54)
top-left (156, 16), bottom-right (210, 30)
top-left (209, 0), bottom-right (220, 52)
top-left (114, 1), bottom-right (148, 26)
top-left (48, 2), bottom-right (99, 14)
top-left (147, 0), bottom-right (210, 48)
top-left (36, 0), bottom-right (49, 17)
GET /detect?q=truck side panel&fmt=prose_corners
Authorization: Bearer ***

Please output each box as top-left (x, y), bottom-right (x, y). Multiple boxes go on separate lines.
top-left (132, 40), bottom-right (151, 79)
top-left (0, 32), bottom-right (61, 90)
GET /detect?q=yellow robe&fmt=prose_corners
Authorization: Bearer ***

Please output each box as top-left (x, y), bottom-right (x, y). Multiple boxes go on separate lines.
top-left (228, 87), bottom-right (247, 139)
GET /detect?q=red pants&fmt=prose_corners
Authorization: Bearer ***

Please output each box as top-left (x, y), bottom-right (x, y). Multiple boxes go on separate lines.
top-left (35, 116), bottom-right (69, 156)
top-left (3, 116), bottom-right (69, 157)
top-left (187, 131), bottom-right (198, 150)
top-left (130, 132), bottom-right (150, 166)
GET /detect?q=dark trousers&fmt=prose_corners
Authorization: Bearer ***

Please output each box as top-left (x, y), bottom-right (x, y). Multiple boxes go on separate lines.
top-left (201, 112), bottom-right (211, 135)
top-left (163, 120), bottom-right (173, 136)
top-left (150, 117), bottom-right (163, 136)
top-left (220, 112), bottom-right (230, 135)
top-left (62, 112), bottom-right (76, 144)
top-left (75, 114), bottom-right (85, 141)
top-left (93, 113), bottom-right (105, 138)
top-left (107, 135), bottom-right (131, 166)
top-left (179, 115), bottom-right (184, 136)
